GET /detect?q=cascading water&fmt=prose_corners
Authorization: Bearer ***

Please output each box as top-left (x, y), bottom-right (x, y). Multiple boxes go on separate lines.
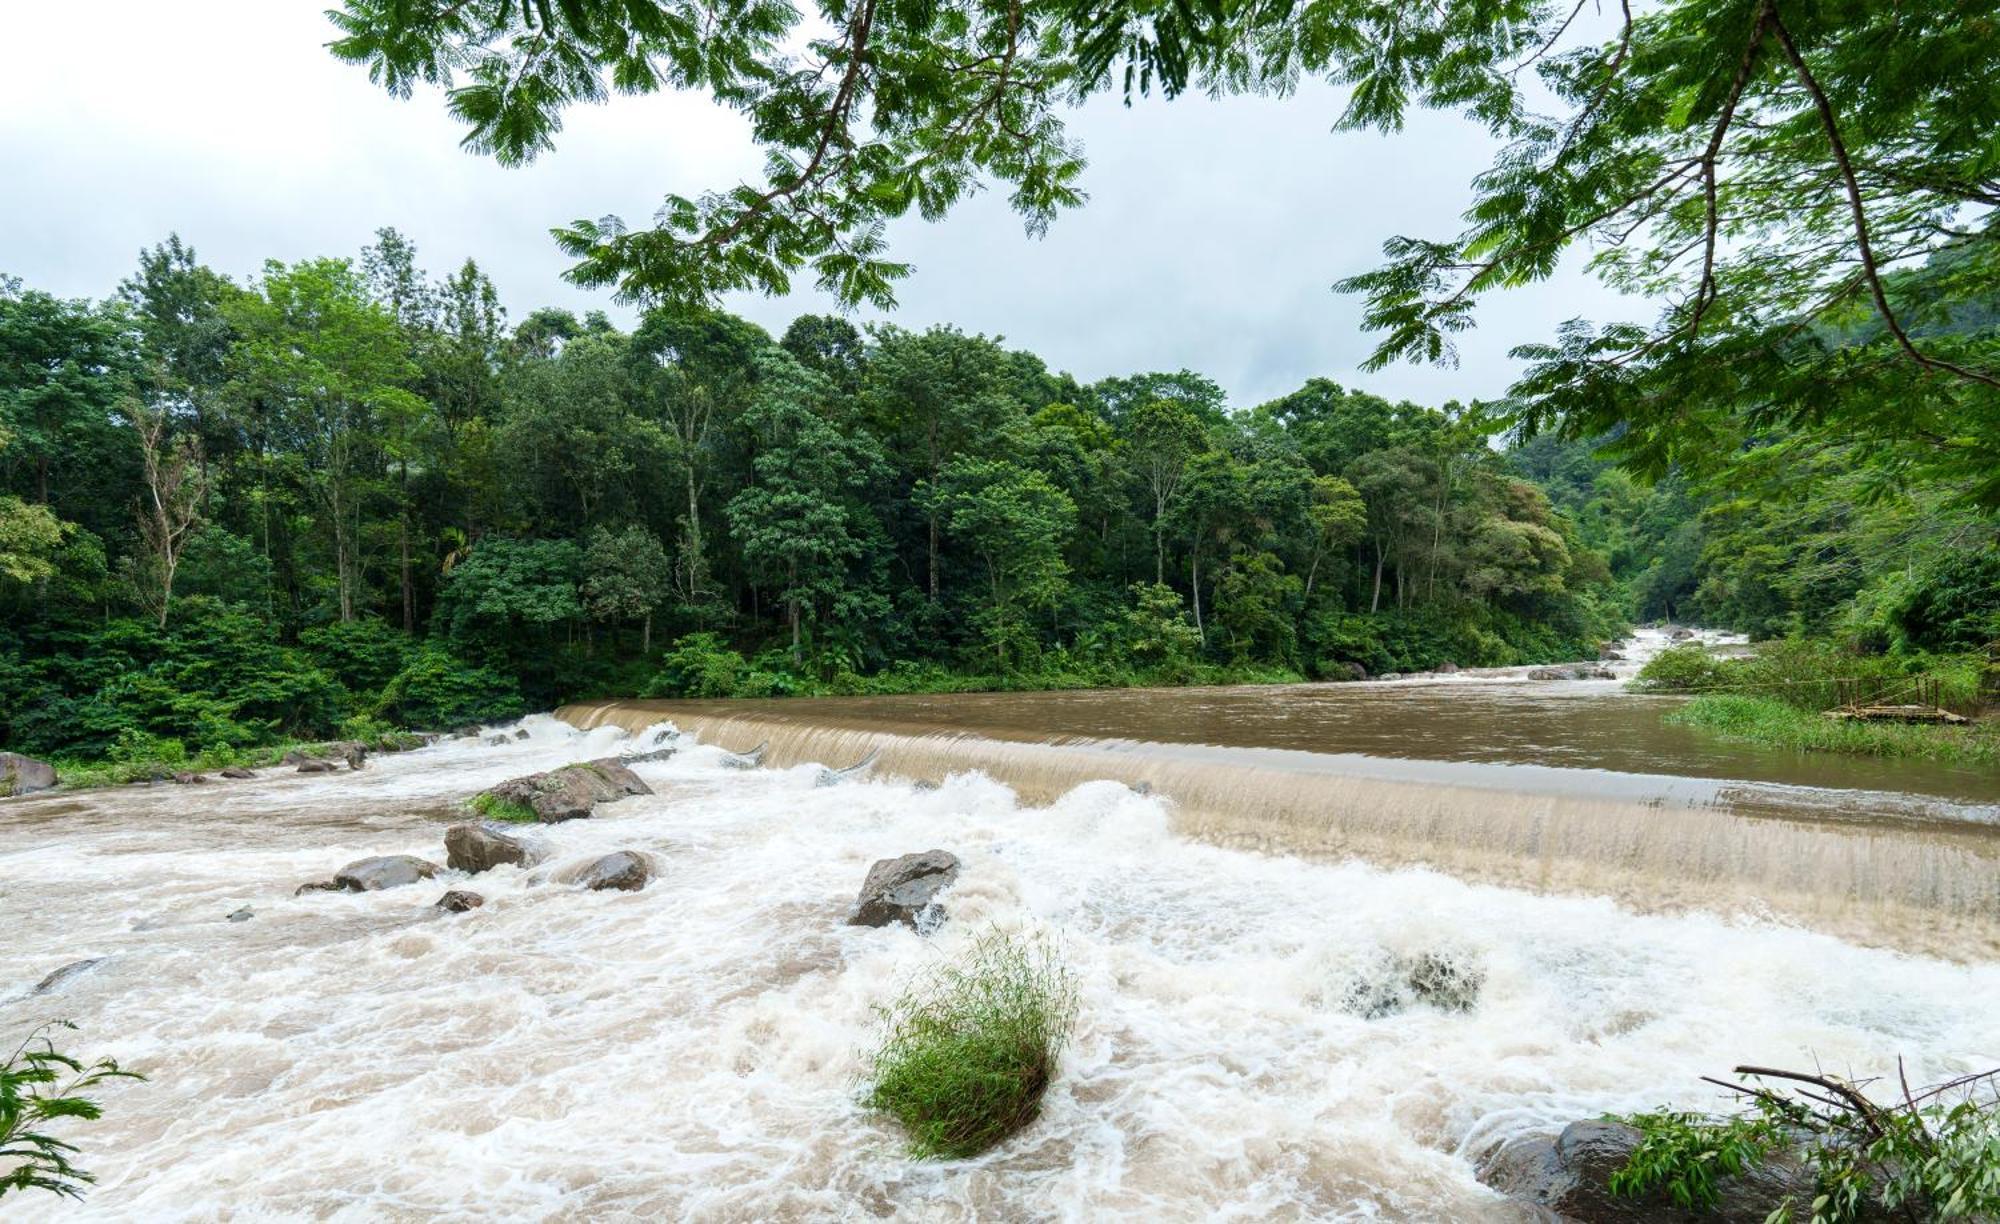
top-left (4, 636), bottom-right (1997, 1219)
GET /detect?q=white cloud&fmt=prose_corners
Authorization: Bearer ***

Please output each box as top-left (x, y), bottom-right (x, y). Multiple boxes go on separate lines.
top-left (1, 0), bottom-right (1637, 408)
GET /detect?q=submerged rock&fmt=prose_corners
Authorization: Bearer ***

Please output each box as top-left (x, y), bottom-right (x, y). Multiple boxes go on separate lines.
top-left (297, 854), bottom-right (440, 895)
top-left (721, 741), bottom-right (768, 770)
top-left (1342, 949), bottom-right (1485, 1019)
top-left (219, 766), bottom-right (255, 779)
top-left (227, 906), bottom-right (254, 922)
top-left (296, 759), bottom-right (340, 774)
top-left (33, 958), bottom-right (105, 994)
top-left (474, 760), bottom-right (653, 823)
top-left (574, 851), bottom-right (653, 892)
top-left (814, 750), bottom-right (880, 787)
top-left (1, 752), bottom-right (58, 797)
top-left (1481, 1120), bottom-right (1810, 1223)
top-left (172, 771), bottom-right (209, 785)
top-left (849, 850), bottom-right (960, 931)
top-left (433, 889), bottom-right (485, 913)
top-left (484, 734), bottom-right (511, 747)
top-left (1670, 627), bottom-right (1696, 641)
top-left (513, 728), bottom-right (530, 741)
top-left (444, 821), bottom-right (548, 874)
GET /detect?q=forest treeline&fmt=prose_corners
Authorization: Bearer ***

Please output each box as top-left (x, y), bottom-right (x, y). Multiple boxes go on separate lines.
top-left (1, 232), bottom-right (1993, 762)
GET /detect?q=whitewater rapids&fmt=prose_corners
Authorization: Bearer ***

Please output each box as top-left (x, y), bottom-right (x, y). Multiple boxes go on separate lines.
top-left (5, 715), bottom-right (1999, 1220)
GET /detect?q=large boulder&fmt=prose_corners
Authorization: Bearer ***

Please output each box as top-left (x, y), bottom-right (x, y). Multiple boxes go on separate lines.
top-left (1669, 627), bottom-right (1696, 641)
top-left (574, 851), bottom-right (653, 892)
top-left (1481, 1120), bottom-right (1811, 1223)
top-left (444, 821), bottom-right (548, 874)
top-left (1, 752), bottom-right (58, 797)
top-left (848, 850), bottom-right (960, 931)
top-left (298, 854), bottom-right (440, 894)
top-left (474, 761), bottom-right (653, 823)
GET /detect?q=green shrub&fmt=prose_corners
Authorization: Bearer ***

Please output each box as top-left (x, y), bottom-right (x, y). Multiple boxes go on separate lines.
top-left (375, 646), bottom-right (525, 729)
top-left (1630, 643), bottom-right (1736, 694)
top-left (1, 1021), bottom-right (142, 1202)
top-left (1611, 1065), bottom-right (2000, 1222)
top-left (863, 932), bottom-right (1079, 1160)
top-left (642, 632), bottom-right (753, 698)
top-left (299, 619), bottom-right (413, 695)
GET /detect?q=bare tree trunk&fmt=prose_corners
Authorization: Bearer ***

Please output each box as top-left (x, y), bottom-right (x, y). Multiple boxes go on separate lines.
top-left (1191, 548), bottom-right (1206, 644)
top-left (643, 612), bottom-right (653, 654)
top-left (399, 460), bottom-right (414, 632)
top-left (1370, 543), bottom-right (1385, 614)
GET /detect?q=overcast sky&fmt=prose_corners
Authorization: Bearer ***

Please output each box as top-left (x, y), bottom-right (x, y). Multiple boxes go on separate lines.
top-left (3, 1), bottom-right (1635, 409)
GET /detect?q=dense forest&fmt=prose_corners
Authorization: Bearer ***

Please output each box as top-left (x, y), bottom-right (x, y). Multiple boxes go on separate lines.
top-left (2, 233), bottom-right (1635, 762)
top-left (8, 230), bottom-right (1996, 769)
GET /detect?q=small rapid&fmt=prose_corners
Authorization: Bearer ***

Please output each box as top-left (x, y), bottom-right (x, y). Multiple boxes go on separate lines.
top-left (4, 708), bottom-right (1999, 1220)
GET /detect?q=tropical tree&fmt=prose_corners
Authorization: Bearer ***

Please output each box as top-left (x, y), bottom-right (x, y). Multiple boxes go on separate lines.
top-left (918, 458), bottom-right (1075, 668)
top-left (225, 259), bottom-right (421, 622)
top-left (727, 350), bottom-right (882, 657)
top-left (1126, 398), bottom-right (1207, 586)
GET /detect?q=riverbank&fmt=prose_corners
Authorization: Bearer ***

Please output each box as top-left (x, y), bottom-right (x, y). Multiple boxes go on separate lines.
top-left (44, 729), bottom-right (430, 792)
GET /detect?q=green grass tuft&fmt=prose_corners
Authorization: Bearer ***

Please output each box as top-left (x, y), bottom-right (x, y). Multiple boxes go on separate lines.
top-left (863, 931), bottom-right (1079, 1160)
top-left (468, 792), bottom-right (537, 823)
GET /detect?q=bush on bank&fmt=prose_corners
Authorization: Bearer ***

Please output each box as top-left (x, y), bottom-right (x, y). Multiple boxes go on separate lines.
top-left (864, 932), bottom-right (1080, 1160)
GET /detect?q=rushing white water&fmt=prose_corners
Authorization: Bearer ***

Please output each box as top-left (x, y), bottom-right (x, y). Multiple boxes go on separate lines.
top-left (5, 713), bottom-right (1998, 1220)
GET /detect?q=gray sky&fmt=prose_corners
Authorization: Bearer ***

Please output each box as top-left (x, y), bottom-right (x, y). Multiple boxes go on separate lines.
top-left (2, 0), bottom-right (1635, 409)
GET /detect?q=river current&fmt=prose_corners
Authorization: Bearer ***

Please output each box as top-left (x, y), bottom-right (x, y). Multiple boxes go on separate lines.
top-left (5, 630), bottom-right (1998, 1219)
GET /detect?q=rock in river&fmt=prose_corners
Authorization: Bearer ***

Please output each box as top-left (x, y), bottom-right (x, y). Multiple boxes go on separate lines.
top-left (1481, 1119), bottom-right (1810, 1222)
top-left (434, 889), bottom-right (485, 913)
top-left (444, 821), bottom-right (548, 874)
top-left (1, 751), bottom-right (58, 796)
top-left (574, 851), bottom-right (653, 892)
top-left (474, 760), bottom-right (652, 823)
top-left (298, 854), bottom-right (440, 894)
top-left (848, 850), bottom-right (960, 931)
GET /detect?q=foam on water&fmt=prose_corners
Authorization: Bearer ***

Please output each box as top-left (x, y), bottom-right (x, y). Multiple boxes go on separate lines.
top-left (4, 716), bottom-right (1998, 1220)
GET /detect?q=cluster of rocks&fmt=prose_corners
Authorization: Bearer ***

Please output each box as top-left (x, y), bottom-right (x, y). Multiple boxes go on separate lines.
top-left (1525, 664), bottom-right (1618, 681)
top-left (288, 756), bottom-right (663, 912)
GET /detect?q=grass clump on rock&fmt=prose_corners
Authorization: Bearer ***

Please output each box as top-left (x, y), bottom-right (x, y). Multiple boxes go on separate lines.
top-left (467, 791), bottom-right (537, 823)
top-left (863, 931), bottom-right (1079, 1160)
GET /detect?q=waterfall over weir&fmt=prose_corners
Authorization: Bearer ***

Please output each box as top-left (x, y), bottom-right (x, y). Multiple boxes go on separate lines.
top-left (559, 694), bottom-right (2000, 955)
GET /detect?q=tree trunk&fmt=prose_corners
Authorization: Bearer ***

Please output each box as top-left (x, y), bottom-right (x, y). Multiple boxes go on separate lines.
top-left (399, 460), bottom-right (414, 632)
top-left (1191, 549), bottom-right (1206, 645)
top-left (1370, 543), bottom-right (1385, 615)
top-left (643, 612), bottom-right (653, 654)
top-left (684, 466), bottom-right (704, 604)
top-left (928, 515), bottom-right (940, 599)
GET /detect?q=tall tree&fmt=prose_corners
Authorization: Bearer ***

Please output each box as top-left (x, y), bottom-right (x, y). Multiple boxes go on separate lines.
top-left (1126, 399), bottom-right (1207, 586)
top-left (226, 259), bottom-right (420, 622)
top-left (626, 306), bottom-right (768, 615)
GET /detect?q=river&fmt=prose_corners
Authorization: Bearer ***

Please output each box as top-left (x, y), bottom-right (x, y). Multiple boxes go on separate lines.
top-left (5, 630), bottom-right (1998, 1219)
